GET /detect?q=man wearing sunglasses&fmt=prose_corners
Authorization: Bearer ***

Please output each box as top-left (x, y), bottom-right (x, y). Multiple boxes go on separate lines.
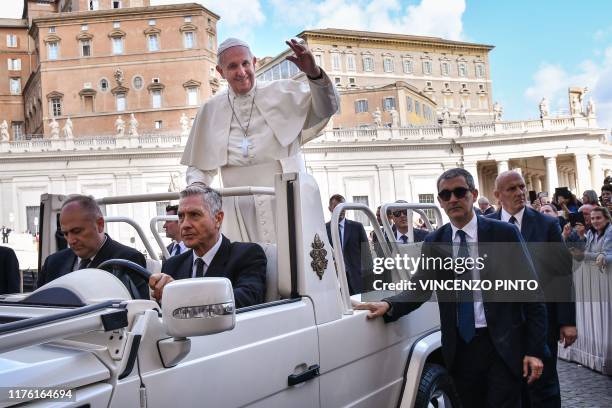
top-left (390, 200), bottom-right (429, 244)
top-left (488, 170), bottom-right (575, 408)
top-left (356, 168), bottom-right (546, 408)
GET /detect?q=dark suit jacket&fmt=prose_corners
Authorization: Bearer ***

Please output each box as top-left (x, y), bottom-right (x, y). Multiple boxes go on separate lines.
top-left (0, 246), bottom-right (20, 294)
top-left (326, 219), bottom-right (373, 295)
top-left (37, 234), bottom-right (149, 299)
top-left (162, 235), bottom-right (266, 308)
top-left (384, 216), bottom-right (547, 378)
top-left (487, 207), bottom-right (576, 343)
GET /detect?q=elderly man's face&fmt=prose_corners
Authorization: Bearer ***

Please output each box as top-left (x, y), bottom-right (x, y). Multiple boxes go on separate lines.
top-left (495, 173), bottom-right (527, 214)
top-left (478, 200), bottom-right (489, 211)
top-left (60, 202), bottom-right (105, 260)
top-left (178, 195), bottom-right (223, 257)
top-left (216, 46), bottom-right (256, 96)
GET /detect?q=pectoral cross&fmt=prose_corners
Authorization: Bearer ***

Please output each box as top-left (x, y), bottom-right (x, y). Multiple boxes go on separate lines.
top-left (241, 137), bottom-right (249, 158)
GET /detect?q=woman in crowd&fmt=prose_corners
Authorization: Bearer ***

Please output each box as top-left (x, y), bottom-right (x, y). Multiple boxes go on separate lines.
top-left (580, 206), bottom-right (612, 267)
top-left (582, 189), bottom-right (600, 206)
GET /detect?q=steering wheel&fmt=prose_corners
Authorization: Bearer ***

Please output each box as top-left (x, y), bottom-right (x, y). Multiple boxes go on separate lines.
top-left (97, 259), bottom-right (152, 299)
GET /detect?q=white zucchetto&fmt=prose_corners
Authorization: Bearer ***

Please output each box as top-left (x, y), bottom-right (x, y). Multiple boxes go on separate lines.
top-left (217, 38), bottom-right (251, 57)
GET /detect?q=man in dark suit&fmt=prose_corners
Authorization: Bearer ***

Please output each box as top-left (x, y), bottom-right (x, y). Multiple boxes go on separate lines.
top-left (0, 246), bottom-right (20, 294)
top-left (149, 186), bottom-right (266, 308)
top-left (475, 196), bottom-right (496, 216)
top-left (37, 195), bottom-right (149, 299)
top-left (489, 170), bottom-right (576, 408)
top-left (164, 204), bottom-right (186, 258)
top-left (325, 194), bottom-right (373, 295)
top-left (356, 168), bottom-right (546, 408)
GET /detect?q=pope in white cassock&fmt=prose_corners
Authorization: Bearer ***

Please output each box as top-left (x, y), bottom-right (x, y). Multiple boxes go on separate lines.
top-left (181, 38), bottom-right (339, 243)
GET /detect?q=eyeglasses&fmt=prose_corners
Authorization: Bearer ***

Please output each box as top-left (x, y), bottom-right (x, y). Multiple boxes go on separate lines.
top-left (438, 187), bottom-right (471, 201)
top-left (392, 210), bottom-right (408, 217)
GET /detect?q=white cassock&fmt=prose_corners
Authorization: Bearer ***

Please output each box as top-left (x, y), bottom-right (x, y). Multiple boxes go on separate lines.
top-left (181, 70), bottom-right (339, 243)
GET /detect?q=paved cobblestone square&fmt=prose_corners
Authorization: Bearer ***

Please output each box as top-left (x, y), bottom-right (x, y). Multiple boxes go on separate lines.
top-left (559, 359), bottom-right (612, 407)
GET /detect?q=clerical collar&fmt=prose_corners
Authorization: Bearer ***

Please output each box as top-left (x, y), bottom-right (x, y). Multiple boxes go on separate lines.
top-left (228, 80), bottom-right (257, 99)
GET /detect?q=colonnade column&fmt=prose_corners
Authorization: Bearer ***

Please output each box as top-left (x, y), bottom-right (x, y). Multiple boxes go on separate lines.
top-left (574, 153), bottom-right (591, 193)
top-left (545, 156), bottom-right (558, 195)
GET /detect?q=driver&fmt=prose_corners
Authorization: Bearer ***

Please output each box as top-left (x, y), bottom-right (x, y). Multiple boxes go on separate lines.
top-left (37, 194), bottom-right (150, 299)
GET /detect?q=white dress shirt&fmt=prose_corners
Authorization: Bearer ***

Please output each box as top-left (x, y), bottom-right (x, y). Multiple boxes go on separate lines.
top-left (395, 229), bottom-right (410, 243)
top-left (450, 213), bottom-right (487, 328)
top-left (191, 234), bottom-right (223, 278)
top-left (170, 241), bottom-right (188, 256)
top-left (501, 207), bottom-right (525, 231)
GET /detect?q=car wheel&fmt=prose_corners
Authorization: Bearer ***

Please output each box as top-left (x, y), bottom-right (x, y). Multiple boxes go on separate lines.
top-left (414, 363), bottom-right (461, 408)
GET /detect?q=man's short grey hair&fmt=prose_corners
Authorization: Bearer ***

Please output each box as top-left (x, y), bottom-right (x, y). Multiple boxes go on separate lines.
top-left (61, 194), bottom-right (103, 221)
top-left (180, 185), bottom-right (222, 216)
top-left (436, 168), bottom-right (476, 191)
top-left (478, 197), bottom-right (490, 205)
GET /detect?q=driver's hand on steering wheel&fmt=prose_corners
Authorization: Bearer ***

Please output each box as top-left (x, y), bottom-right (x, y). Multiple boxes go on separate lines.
top-left (149, 273), bottom-right (174, 302)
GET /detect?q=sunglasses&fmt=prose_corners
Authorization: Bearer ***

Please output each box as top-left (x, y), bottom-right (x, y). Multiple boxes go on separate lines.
top-left (392, 210), bottom-right (408, 217)
top-left (438, 187), bottom-right (471, 201)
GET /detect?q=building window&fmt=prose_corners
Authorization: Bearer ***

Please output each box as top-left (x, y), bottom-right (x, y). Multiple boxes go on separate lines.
top-left (208, 34), bottom-right (214, 50)
top-left (154, 120), bottom-right (163, 129)
top-left (112, 37), bottom-right (124, 54)
top-left (187, 87), bottom-right (198, 105)
top-left (458, 62), bottom-right (467, 77)
top-left (7, 58), bottom-right (21, 70)
top-left (346, 54), bottom-right (356, 71)
top-left (355, 99), bottom-right (368, 113)
top-left (80, 39), bottom-right (91, 57)
top-left (9, 78), bottom-right (21, 94)
top-left (6, 34), bottom-right (17, 47)
top-left (152, 90), bottom-right (162, 108)
top-left (461, 95), bottom-right (471, 109)
top-left (443, 95), bottom-right (454, 108)
top-left (383, 57), bottom-right (394, 73)
top-left (418, 194), bottom-right (435, 223)
top-left (406, 96), bottom-right (413, 112)
top-left (403, 59), bottom-right (413, 73)
top-left (83, 95), bottom-right (94, 112)
top-left (49, 27), bottom-right (56, 33)
top-left (113, 21), bottom-right (120, 28)
top-left (334, 77), bottom-right (341, 86)
top-left (280, 60), bottom-right (290, 79)
top-left (363, 56), bottom-right (374, 72)
top-left (416, 101), bottom-right (422, 116)
top-left (184, 16), bottom-right (192, 22)
top-left (479, 95), bottom-right (488, 109)
top-left (183, 31), bottom-right (194, 49)
top-left (113, 1), bottom-right (122, 9)
top-left (314, 54), bottom-right (322, 67)
top-left (51, 97), bottom-right (62, 116)
top-left (383, 97), bottom-right (396, 111)
top-left (422, 60), bottom-right (432, 75)
top-left (148, 19), bottom-right (156, 26)
top-left (148, 34), bottom-right (160, 51)
top-left (475, 63), bottom-right (485, 78)
top-left (441, 62), bottom-right (450, 76)
top-left (88, 0), bottom-right (98, 11)
top-left (99, 78), bottom-right (109, 91)
top-left (348, 77), bottom-right (356, 87)
top-left (331, 53), bottom-right (341, 71)
top-left (352, 196), bottom-right (370, 226)
top-left (81, 24), bottom-right (88, 31)
top-left (132, 76), bottom-right (143, 90)
top-left (47, 41), bottom-right (59, 60)
top-left (116, 93), bottom-right (126, 111)
top-left (12, 122), bottom-right (23, 139)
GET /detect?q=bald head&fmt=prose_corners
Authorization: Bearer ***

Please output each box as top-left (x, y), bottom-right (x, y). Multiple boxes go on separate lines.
top-left (494, 170), bottom-right (527, 215)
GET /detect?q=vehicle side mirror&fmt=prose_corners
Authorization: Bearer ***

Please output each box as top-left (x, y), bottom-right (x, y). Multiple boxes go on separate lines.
top-left (161, 277), bottom-right (235, 337)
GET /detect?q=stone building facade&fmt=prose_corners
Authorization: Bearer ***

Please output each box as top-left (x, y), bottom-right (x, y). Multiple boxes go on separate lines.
top-left (257, 28), bottom-right (494, 125)
top-left (2, 0), bottom-right (219, 139)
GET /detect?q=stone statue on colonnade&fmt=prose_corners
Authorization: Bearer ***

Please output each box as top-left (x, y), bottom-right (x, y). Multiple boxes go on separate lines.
top-left (0, 120), bottom-right (9, 141)
top-left (539, 97), bottom-right (549, 118)
top-left (128, 114), bottom-right (139, 137)
top-left (63, 117), bottom-right (73, 139)
top-left (115, 115), bottom-right (125, 137)
top-left (49, 118), bottom-right (60, 139)
top-left (372, 108), bottom-right (382, 127)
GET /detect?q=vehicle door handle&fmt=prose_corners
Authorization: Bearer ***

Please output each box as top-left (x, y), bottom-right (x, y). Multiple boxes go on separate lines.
top-left (288, 364), bottom-right (320, 386)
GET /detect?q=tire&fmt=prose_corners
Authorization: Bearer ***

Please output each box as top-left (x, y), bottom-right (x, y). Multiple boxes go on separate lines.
top-left (414, 363), bottom-right (462, 408)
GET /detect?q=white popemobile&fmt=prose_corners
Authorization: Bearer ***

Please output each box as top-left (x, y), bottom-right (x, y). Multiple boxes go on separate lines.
top-left (0, 172), bottom-right (455, 408)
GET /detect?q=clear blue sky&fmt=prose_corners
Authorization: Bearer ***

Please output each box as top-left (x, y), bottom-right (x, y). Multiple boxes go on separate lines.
top-left (3, 0), bottom-right (612, 127)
